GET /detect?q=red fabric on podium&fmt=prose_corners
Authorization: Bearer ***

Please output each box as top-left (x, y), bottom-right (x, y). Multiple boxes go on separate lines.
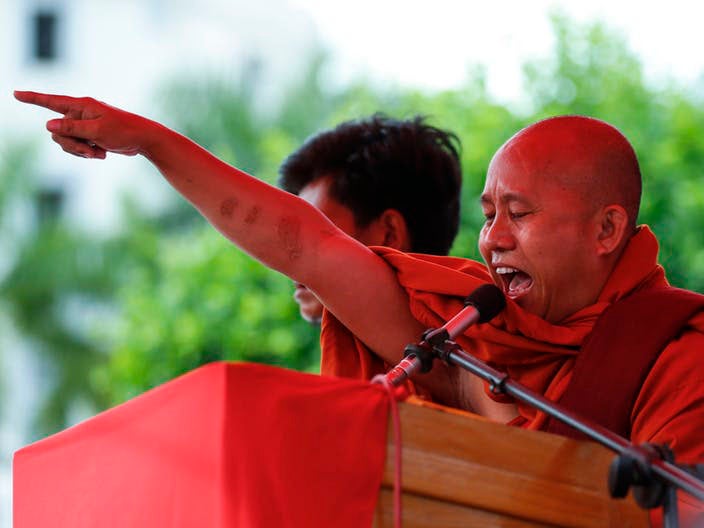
top-left (14, 362), bottom-right (390, 527)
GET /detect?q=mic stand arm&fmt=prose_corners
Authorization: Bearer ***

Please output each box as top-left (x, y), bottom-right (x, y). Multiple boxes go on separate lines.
top-left (412, 334), bottom-right (704, 528)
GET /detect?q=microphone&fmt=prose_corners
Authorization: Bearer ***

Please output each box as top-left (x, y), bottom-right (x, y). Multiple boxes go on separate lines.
top-left (424, 283), bottom-right (506, 345)
top-left (373, 284), bottom-right (505, 388)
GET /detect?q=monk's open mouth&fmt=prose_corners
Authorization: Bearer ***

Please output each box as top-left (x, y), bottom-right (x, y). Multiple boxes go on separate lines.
top-left (495, 266), bottom-right (533, 300)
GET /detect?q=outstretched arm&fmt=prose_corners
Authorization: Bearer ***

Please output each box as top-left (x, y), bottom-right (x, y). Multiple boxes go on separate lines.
top-left (14, 90), bottom-right (467, 405)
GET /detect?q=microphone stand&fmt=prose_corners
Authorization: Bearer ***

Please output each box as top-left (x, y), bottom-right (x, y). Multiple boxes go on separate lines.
top-left (390, 330), bottom-right (704, 528)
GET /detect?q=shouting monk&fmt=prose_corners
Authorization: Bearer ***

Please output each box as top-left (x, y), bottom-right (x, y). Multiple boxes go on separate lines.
top-left (14, 92), bottom-right (704, 469)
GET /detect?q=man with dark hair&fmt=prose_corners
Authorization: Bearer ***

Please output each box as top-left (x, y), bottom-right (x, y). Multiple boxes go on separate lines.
top-left (277, 114), bottom-right (462, 326)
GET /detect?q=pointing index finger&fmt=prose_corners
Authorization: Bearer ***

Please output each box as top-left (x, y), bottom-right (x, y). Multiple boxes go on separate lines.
top-left (14, 90), bottom-right (80, 115)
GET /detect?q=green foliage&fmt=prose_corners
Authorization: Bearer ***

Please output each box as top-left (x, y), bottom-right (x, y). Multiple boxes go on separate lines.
top-left (524, 12), bottom-right (654, 120)
top-left (1, 225), bottom-right (113, 435)
top-left (92, 224), bottom-right (320, 405)
top-left (0, 141), bottom-right (35, 211)
top-left (0, 141), bottom-right (39, 423)
top-left (2, 15), bottom-right (704, 438)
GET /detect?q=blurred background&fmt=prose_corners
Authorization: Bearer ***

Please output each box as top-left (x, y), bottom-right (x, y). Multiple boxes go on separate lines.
top-left (1, 0), bottom-right (703, 524)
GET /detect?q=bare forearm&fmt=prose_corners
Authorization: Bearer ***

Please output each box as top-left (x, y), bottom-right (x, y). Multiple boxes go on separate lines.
top-left (140, 122), bottom-right (332, 283)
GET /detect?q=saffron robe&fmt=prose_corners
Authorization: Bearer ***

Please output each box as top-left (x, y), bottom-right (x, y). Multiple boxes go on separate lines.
top-left (320, 226), bottom-right (704, 464)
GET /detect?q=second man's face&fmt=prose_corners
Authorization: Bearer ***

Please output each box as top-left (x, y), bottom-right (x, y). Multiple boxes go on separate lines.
top-left (294, 176), bottom-right (380, 324)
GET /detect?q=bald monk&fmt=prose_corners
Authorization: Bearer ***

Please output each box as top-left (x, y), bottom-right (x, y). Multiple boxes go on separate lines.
top-left (14, 92), bottom-right (704, 467)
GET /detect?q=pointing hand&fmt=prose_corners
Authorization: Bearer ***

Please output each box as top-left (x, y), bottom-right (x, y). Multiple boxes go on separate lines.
top-left (14, 91), bottom-right (154, 159)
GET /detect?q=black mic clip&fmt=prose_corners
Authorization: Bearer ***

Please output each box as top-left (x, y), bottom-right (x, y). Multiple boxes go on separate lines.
top-left (609, 442), bottom-right (704, 520)
top-left (409, 327), bottom-right (457, 373)
top-left (420, 331), bottom-right (456, 365)
top-left (609, 444), bottom-right (671, 506)
top-left (403, 341), bottom-right (434, 374)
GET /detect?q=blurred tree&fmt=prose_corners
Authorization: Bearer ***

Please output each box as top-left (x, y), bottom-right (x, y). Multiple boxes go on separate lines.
top-left (0, 141), bottom-right (121, 437)
top-left (0, 142), bottom-right (34, 215)
top-left (1, 224), bottom-right (113, 436)
top-left (0, 141), bottom-right (38, 422)
top-left (93, 224), bottom-right (320, 405)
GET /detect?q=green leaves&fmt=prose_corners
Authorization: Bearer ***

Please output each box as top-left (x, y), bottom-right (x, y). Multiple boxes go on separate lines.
top-left (96, 226), bottom-right (320, 405)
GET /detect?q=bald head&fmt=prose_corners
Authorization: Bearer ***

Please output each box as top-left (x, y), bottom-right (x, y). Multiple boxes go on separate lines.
top-left (494, 116), bottom-right (641, 231)
top-left (479, 116), bottom-right (643, 322)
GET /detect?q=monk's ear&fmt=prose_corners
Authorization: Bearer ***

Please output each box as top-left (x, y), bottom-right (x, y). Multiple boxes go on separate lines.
top-left (595, 204), bottom-right (629, 256)
top-left (378, 209), bottom-right (411, 251)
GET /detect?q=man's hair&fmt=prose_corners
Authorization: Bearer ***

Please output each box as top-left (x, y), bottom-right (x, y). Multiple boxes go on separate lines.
top-left (278, 114), bottom-right (462, 255)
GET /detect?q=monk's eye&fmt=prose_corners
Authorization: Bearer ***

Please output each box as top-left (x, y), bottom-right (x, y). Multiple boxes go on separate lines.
top-left (483, 212), bottom-right (495, 225)
top-left (510, 211), bottom-right (529, 220)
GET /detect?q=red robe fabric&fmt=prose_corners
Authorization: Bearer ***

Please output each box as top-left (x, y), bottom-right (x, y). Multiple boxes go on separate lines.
top-left (320, 226), bottom-right (704, 462)
top-left (14, 362), bottom-right (390, 528)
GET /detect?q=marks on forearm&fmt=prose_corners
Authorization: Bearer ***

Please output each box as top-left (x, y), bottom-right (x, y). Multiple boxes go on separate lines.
top-left (220, 197), bottom-right (238, 218)
top-left (277, 216), bottom-right (303, 261)
top-left (244, 206), bottom-right (260, 225)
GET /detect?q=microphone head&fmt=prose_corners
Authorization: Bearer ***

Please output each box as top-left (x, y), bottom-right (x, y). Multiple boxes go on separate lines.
top-left (464, 284), bottom-right (506, 323)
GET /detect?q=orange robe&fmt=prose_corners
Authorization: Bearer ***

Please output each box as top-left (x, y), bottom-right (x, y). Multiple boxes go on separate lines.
top-left (320, 226), bottom-right (704, 463)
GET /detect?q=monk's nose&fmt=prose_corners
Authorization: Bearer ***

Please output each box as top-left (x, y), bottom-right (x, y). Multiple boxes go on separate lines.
top-left (481, 215), bottom-right (516, 252)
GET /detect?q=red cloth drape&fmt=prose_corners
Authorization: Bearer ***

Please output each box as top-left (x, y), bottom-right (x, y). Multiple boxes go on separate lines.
top-left (14, 362), bottom-right (390, 528)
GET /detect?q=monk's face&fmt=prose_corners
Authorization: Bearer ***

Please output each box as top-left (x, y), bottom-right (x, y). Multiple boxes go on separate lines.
top-left (295, 176), bottom-right (383, 324)
top-left (478, 139), bottom-right (603, 323)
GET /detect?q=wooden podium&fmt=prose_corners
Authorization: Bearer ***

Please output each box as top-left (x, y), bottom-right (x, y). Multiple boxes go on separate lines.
top-left (14, 362), bottom-right (647, 527)
top-left (374, 401), bottom-right (647, 527)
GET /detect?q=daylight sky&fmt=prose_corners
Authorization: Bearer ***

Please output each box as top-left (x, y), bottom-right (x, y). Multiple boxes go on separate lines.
top-left (290, 0), bottom-right (704, 102)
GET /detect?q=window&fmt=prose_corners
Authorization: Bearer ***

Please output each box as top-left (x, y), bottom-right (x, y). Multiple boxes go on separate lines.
top-left (32, 11), bottom-right (59, 61)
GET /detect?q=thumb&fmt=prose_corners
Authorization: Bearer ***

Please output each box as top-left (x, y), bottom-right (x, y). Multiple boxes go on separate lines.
top-left (46, 118), bottom-right (96, 139)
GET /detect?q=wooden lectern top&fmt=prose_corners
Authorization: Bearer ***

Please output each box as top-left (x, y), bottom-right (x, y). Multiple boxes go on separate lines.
top-left (375, 398), bottom-right (648, 527)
